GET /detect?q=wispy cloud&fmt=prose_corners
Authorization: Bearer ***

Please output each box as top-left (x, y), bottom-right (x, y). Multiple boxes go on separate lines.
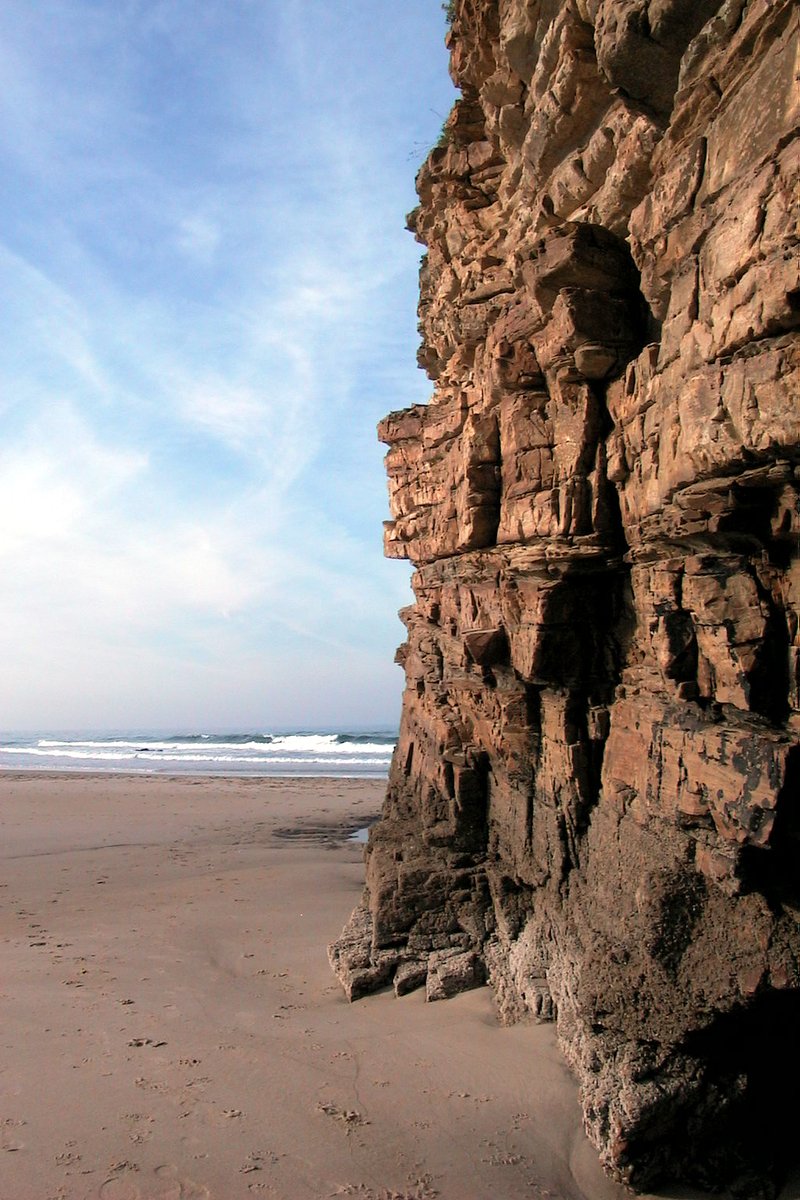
top-left (175, 212), bottom-right (221, 264)
top-left (0, 0), bottom-right (453, 729)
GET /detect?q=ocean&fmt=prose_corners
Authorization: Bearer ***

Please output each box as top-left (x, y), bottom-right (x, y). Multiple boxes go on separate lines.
top-left (0, 730), bottom-right (397, 778)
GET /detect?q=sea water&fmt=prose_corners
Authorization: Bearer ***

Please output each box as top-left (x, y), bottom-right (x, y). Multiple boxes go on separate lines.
top-left (0, 730), bottom-right (396, 778)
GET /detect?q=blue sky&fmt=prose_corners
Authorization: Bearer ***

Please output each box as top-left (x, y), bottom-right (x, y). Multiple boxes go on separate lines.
top-left (0, 0), bottom-right (455, 732)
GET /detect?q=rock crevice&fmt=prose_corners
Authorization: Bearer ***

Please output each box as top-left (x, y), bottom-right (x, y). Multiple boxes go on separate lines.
top-left (330, 0), bottom-right (800, 1191)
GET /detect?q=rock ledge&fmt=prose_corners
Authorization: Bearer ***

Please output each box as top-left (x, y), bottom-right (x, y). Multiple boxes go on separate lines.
top-left (331, 1), bottom-right (800, 1193)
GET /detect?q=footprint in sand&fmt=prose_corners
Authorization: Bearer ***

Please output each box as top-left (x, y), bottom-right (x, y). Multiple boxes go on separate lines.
top-left (55, 1148), bottom-right (81, 1167)
top-left (98, 1171), bottom-right (140, 1200)
top-left (1, 1116), bottom-right (26, 1152)
top-left (122, 1113), bottom-right (155, 1145)
top-left (98, 1163), bottom-right (210, 1199)
top-left (152, 1164), bottom-right (211, 1199)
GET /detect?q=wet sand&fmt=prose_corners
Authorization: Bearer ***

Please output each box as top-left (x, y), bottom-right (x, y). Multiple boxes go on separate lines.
top-left (0, 772), bottom-right (758, 1200)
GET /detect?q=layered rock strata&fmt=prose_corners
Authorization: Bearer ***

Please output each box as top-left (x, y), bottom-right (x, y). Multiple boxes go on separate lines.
top-left (330, 0), bottom-right (800, 1192)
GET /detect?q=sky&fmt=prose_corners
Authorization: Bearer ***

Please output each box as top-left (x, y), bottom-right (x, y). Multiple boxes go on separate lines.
top-left (0, 0), bottom-right (456, 733)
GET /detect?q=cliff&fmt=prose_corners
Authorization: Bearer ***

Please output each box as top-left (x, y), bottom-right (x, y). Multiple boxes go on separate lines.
top-left (330, 0), bottom-right (800, 1193)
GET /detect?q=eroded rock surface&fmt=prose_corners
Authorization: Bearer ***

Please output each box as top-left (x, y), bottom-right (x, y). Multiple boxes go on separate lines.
top-left (330, 0), bottom-right (800, 1192)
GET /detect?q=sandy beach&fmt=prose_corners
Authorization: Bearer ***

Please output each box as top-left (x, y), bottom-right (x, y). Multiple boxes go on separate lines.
top-left (0, 773), bottom-right (739, 1200)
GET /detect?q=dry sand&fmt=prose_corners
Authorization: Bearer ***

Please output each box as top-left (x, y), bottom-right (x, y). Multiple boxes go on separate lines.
top-left (0, 772), bottom-right (747, 1200)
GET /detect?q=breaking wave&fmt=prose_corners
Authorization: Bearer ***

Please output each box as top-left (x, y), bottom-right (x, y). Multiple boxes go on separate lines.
top-left (0, 730), bottom-right (397, 777)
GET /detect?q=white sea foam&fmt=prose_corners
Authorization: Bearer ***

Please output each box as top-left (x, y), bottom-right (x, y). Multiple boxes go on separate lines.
top-left (0, 748), bottom-right (390, 765)
top-left (0, 729), bottom-right (396, 777)
top-left (36, 734), bottom-right (391, 755)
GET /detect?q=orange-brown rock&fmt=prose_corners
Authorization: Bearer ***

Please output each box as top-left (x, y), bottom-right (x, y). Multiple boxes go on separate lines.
top-left (331, 0), bottom-right (800, 1193)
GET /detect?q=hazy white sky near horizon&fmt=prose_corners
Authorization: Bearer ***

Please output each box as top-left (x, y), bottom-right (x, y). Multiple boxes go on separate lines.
top-left (0, 0), bottom-right (455, 732)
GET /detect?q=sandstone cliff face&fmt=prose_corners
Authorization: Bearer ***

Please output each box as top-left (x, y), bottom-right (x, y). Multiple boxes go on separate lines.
top-left (330, 1), bottom-right (800, 1192)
